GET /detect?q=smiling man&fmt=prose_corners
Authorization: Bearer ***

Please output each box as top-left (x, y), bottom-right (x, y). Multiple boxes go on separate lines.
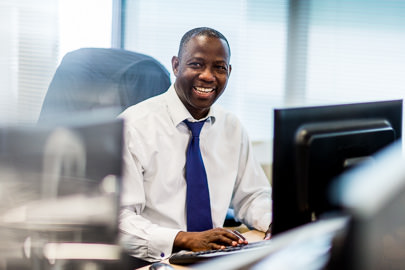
top-left (172, 28), bottom-right (231, 120)
top-left (118, 27), bottom-right (272, 266)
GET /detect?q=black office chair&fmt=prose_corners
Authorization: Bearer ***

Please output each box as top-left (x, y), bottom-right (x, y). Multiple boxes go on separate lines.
top-left (38, 47), bottom-right (171, 123)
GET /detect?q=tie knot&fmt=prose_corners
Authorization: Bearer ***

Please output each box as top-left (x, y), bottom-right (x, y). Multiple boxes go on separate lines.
top-left (184, 120), bottom-right (205, 137)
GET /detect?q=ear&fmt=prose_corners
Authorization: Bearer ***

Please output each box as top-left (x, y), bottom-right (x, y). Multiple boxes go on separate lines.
top-left (172, 56), bottom-right (179, 76)
top-left (228, 64), bottom-right (232, 77)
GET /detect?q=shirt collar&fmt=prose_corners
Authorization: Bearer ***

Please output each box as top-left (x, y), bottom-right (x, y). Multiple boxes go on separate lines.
top-left (165, 84), bottom-right (217, 127)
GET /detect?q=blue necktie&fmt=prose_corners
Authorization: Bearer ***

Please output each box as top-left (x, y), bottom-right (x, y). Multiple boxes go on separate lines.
top-left (184, 120), bottom-right (213, 232)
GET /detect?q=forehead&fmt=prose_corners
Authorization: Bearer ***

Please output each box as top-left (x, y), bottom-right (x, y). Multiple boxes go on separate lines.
top-left (181, 35), bottom-right (230, 62)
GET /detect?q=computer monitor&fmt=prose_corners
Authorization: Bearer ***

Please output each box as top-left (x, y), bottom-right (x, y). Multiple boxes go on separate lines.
top-left (272, 99), bottom-right (402, 235)
top-left (0, 111), bottom-right (124, 244)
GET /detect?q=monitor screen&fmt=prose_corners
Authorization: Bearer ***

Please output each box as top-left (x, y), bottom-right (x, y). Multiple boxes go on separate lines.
top-left (0, 111), bottom-right (123, 244)
top-left (272, 99), bottom-right (402, 235)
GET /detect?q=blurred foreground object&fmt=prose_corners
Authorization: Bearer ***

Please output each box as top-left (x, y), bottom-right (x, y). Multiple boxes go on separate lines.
top-left (0, 113), bottom-right (128, 270)
top-left (329, 140), bottom-right (405, 270)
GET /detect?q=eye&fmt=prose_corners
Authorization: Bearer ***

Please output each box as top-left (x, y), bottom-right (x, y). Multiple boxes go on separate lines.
top-left (215, 65), bottom-right (228, 73)
top-left (188, 62), bottom-right (202, 68)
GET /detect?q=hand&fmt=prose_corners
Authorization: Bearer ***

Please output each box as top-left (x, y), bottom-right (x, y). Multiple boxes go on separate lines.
top-left (264, 223), bottom-right (272, 240)
top-left (173, 228), bottom-right (248, 252)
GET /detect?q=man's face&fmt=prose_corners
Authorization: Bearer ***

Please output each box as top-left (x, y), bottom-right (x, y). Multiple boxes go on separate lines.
top-left (172, 35), bottom-right (231, 120)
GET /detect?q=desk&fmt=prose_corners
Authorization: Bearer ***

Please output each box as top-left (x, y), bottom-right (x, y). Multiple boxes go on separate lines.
top-left (136, 229), bottom-right (265, 270)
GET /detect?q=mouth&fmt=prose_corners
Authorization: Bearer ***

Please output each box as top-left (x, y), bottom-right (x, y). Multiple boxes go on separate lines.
top-left (193, 86), bottom-right (216, 95)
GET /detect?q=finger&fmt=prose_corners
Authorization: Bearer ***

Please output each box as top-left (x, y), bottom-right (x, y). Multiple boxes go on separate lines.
top-left (232, 230), bottom-right (245, 240)
top-left (216, 234), bottom-right (238, 246)
top-left (217, 231), bottom-right (244, 246)
top-left (232, 230), bottom-right (248, 244)
top-left (210, 243), bottom-right (226, 250)
top-left (220, 228), bottom-right (240, 241)
top-left (233, 230), bottom-right (247, 241)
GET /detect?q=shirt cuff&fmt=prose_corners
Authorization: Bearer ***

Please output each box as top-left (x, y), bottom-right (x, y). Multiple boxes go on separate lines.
top-left (148, 227), bottom-right (181, 260)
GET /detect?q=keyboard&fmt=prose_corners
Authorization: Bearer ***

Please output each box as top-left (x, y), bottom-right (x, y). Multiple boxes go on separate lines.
top-left (169, 240), bottom-right (273, 265)
top-left (191, 216), bottom-right (350, 270)
top-left (169, 216), bottom-right (350, 267)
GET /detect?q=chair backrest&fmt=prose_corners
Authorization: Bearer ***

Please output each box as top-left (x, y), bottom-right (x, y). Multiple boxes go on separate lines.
top-left (38, 48), bottom-right (171, 123)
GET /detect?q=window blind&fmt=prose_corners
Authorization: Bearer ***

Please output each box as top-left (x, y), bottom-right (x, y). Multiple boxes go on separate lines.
top-left (306, 0), bottom-right (405, 106)
top-left (0, 0), bottom-right (58, 124)
top-left (0, 0), bottom-right (113, 125)
top-left (122, 0), bottom-right (288, 142)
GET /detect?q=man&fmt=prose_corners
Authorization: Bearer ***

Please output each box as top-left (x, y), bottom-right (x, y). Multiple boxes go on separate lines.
top-left (119, 27), bottom-right (272, 264)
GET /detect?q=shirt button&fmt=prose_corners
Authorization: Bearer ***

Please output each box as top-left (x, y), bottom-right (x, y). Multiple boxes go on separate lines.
top-left (160, 252), bottom-right (165, 257)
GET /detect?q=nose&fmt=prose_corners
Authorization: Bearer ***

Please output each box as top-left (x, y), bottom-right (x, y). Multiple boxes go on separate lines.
top-left (199, 67), bottom-right (215, 82)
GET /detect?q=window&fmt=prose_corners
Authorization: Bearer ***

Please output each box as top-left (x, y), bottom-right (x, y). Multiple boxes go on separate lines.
top-left (122, 0), bottom-right (288, 143)
top-left (306, 0), bottom-right (405, 106)
top-left (305, 0), bottom-right (405, 138)
top-left (0, 0), bottom-right (58, 124)
top-left (123, 0), bottom-right (405, 141)
top-left (58, 0), bottom-right (112, 63)
top-left (0, 0), bottom-right (112, 124)
top-left (1, 0), bottom-right (404, 160)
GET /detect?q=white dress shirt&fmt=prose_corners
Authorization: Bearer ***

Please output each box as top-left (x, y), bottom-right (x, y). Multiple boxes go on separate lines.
top-left (118, 84), bottom-right (272, 262)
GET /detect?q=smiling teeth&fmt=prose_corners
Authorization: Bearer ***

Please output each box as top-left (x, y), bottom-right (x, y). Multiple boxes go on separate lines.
top-left (195, 87), bottom-right (214, 93)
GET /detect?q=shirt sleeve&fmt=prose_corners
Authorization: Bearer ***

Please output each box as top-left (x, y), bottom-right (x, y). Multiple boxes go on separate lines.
top-left (119, 207), bottom-right (180, 262)
top-left (118, 123), bottom-right (180, 262)
top-left (231, 127), bottom-right (272, 232)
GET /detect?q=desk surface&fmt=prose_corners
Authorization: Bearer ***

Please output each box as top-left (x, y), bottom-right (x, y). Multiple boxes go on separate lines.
top-left (136, 229), bottom-right (265, 270)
